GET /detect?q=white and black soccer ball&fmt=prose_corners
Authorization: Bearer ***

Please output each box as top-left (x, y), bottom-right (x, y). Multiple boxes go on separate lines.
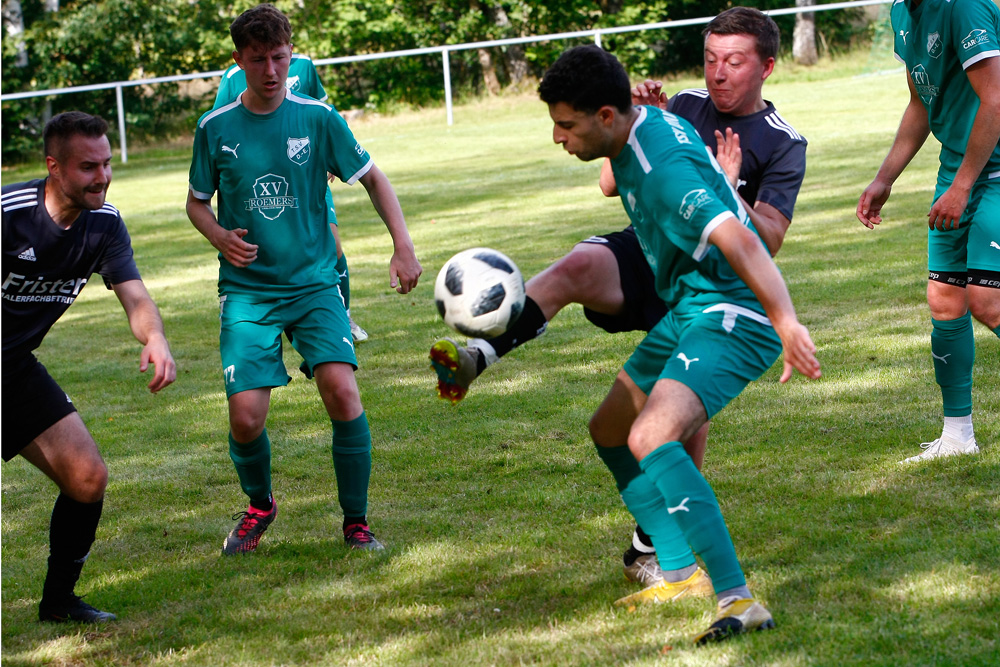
top-left (434, 247), bottom-right (526, 338)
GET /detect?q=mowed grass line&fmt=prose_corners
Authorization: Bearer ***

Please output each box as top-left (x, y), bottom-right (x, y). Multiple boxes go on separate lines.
top-left (2, 53), bottom-right (998, 665)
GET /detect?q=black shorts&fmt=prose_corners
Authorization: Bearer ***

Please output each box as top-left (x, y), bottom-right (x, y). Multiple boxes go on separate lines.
top-left (2, 354), bottom-right (77, 461)
top-left (578, 226), bottom-right (667, 333)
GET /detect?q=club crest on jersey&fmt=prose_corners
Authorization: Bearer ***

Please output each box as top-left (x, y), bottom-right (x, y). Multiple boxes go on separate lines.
top-left (926, 32), bottom-right (942, 59)
top-left (680, 188), bottom-right (711, 221)
top-left (909, 64), bottom-right (939, 105)
top-left (287, 137), bottom-right (311, 165)
top-left (246, 173), bottom-right (298, 220)
top-left (286, 74), bottom-right (301, 91)
top-left (962, 29), bottom-right (991, 51)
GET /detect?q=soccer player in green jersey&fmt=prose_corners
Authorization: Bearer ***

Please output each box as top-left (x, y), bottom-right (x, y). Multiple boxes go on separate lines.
top-left (538, 44), bottom-right (821, 644)
top-left (215, 52), bottom-right (370, 344)
top-left (857, 0), bottom-right (1000, 463)
top-left (186, 3), bottom-right (422, 554)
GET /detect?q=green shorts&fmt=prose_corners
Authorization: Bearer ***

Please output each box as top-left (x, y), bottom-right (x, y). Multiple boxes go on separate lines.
top-left (623, 302), bottom-right (782, 419)
top-left (928, 176), bottom-right (1000, 286)
top-left (219, 288), bottom-right (356, 398)
top-left (325, 186), bottom-right (338, 227)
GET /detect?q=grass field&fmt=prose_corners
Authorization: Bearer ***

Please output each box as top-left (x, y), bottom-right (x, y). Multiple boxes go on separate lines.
top-left (2, 46), bottom-right (999, 666)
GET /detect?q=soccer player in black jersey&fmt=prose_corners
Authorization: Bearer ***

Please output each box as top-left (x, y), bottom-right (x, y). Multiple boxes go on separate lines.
top-left (430, 7), bottom-right (807, 602)
top-left (2, 111), bottom-right (176, 623)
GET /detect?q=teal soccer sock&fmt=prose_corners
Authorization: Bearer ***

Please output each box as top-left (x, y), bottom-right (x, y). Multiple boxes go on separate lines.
top-left (335, 252), bottom-right (350, 311)
top-left (332, 413), bottom-right (372, 518)
top-left (931, 313), bottom-right (974, 417)
top-left (594, 444), bottom-right (696, 571)
top-left (639, 441), bottom-right (746, 593)
top-left (229, 429), bottom-right (272, 506)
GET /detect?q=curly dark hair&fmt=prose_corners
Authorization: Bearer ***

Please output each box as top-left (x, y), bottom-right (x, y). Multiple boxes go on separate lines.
top-left (538, 44), bottom-right (632, 114)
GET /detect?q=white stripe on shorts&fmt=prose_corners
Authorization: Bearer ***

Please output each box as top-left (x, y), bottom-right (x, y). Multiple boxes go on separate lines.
top-left (702, 303), bottom-right (772, 333)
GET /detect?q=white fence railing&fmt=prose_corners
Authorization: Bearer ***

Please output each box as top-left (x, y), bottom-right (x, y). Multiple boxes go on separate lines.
top-left (0, 0), bottom-right (890, 163)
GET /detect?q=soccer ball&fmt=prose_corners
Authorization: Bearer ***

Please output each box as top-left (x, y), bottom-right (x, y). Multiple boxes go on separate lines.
top-left (434, 247), bottom-right (526, 338)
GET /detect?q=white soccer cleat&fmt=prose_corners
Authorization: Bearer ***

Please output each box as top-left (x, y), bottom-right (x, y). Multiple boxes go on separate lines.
top-left (349, 318), bottom-right (369, 343)
top-left (900, 436), bottom-right (979, 464)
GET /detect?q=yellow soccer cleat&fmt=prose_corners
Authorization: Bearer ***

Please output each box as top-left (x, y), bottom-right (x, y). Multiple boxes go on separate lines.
top-left (694, 596), bottom-right (775, 645)
top-left (429, 337), bottom-right (478, 404)
top-left (614, 567), bottom-right (713, 607)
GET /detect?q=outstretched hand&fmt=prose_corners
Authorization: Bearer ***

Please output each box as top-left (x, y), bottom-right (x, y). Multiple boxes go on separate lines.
top-left (714, 128), bottom-right (742, 188)
top-left (631, 79), bottom-right (668, 109)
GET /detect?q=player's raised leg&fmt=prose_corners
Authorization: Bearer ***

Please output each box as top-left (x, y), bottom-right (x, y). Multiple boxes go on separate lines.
top-left (431, 241), bottom-right (623, 402)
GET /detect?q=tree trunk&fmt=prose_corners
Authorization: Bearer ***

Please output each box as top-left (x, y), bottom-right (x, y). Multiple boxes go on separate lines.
top-left (476, 48), bottom-right (501, 96)
top-left (2, 0), bottom-right (28, 67)
top-left (488, 2), bottom-right (528, 85)
top-left (793, 0), bottom-right (819, 65)
top-left (469, 0), bottom-right (501, 95)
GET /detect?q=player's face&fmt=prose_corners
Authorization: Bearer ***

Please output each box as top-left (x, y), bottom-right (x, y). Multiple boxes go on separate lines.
top-left (548, 102), bottom-right (614, 162)
top-left (703, 33), bottom-right (774, 116)
top-left (46, 134), bottom-right (113, 213)
top-left (235, 42), bottom-right (292, 112)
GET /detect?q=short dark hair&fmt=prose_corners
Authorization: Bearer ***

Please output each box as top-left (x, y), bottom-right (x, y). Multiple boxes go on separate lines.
top-left (704, 7), bottom-right (780, 62)
top-left (230, 3), bottom-right (292, 52)
top-left (43, 111), bottom-right (109, 161)
top-left (538, 44), bottom-right (632, 114)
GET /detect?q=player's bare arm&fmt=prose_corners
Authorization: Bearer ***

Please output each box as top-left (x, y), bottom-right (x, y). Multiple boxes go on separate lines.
top-left (358, 166), bottom-right (423, 294)
top-left (857, 71), bottom-right (930, 229)
top-left (709, 217), bottom-right (821, 382)
top-left (927, 57), bottom-right (1000, 231)
top-left (185, 190), bottom-right (259, 268)
top-left (112, 279), bottom-right (176, 393)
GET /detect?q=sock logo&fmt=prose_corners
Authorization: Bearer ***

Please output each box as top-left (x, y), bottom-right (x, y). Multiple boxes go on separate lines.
top-left (931, 351), bottom-right (951, 364)
top-left (677, 353), bottom-right (700, 371)
top-left (668, 497), bottom-right (691, 514)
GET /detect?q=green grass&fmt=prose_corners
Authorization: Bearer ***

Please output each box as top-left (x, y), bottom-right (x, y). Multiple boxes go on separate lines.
top-left (3, 47), bottom-right (999, 666)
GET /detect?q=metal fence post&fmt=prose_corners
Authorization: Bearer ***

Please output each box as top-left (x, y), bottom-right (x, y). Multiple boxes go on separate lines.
top-left (443, 48), bottom-right (453, 126)
top-left (115, 84), bottom-right (128, 164)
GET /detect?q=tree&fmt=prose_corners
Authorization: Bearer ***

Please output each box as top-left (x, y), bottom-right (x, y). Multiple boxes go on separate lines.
top-left (793, 0), bottom-right (819, 65)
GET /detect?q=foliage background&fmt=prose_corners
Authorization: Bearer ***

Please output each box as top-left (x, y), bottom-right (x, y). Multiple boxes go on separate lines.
top-left (1, 0), bottom-right (871, 162)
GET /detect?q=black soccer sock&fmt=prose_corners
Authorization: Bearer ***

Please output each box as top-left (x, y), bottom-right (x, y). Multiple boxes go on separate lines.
top-left (42, 493), bottom-right (103, 603)
top-left (482, 296), bottom-right (547, 360)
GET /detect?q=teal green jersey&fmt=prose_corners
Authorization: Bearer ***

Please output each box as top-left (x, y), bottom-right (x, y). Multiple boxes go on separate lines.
top-left (214, 54), bottom-right (327, 109)
top-left (892, 0), bottom-right (1000, 180)
top-left (610, 106), bottom-right (763, 312)
top-left (214, 54), bottom-right (339, 227)
top-left (189, 89), bottom-right (372, 300)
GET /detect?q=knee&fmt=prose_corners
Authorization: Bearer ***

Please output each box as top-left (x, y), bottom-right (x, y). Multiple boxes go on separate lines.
top-left (66, 459), bottom-right (108, 503)
top-left (967, 289), bottom-right (1000, 329)
top-left (230, 412), bottom-right (266, 443)
top-left (549, 249), bottom-right (600, 289)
